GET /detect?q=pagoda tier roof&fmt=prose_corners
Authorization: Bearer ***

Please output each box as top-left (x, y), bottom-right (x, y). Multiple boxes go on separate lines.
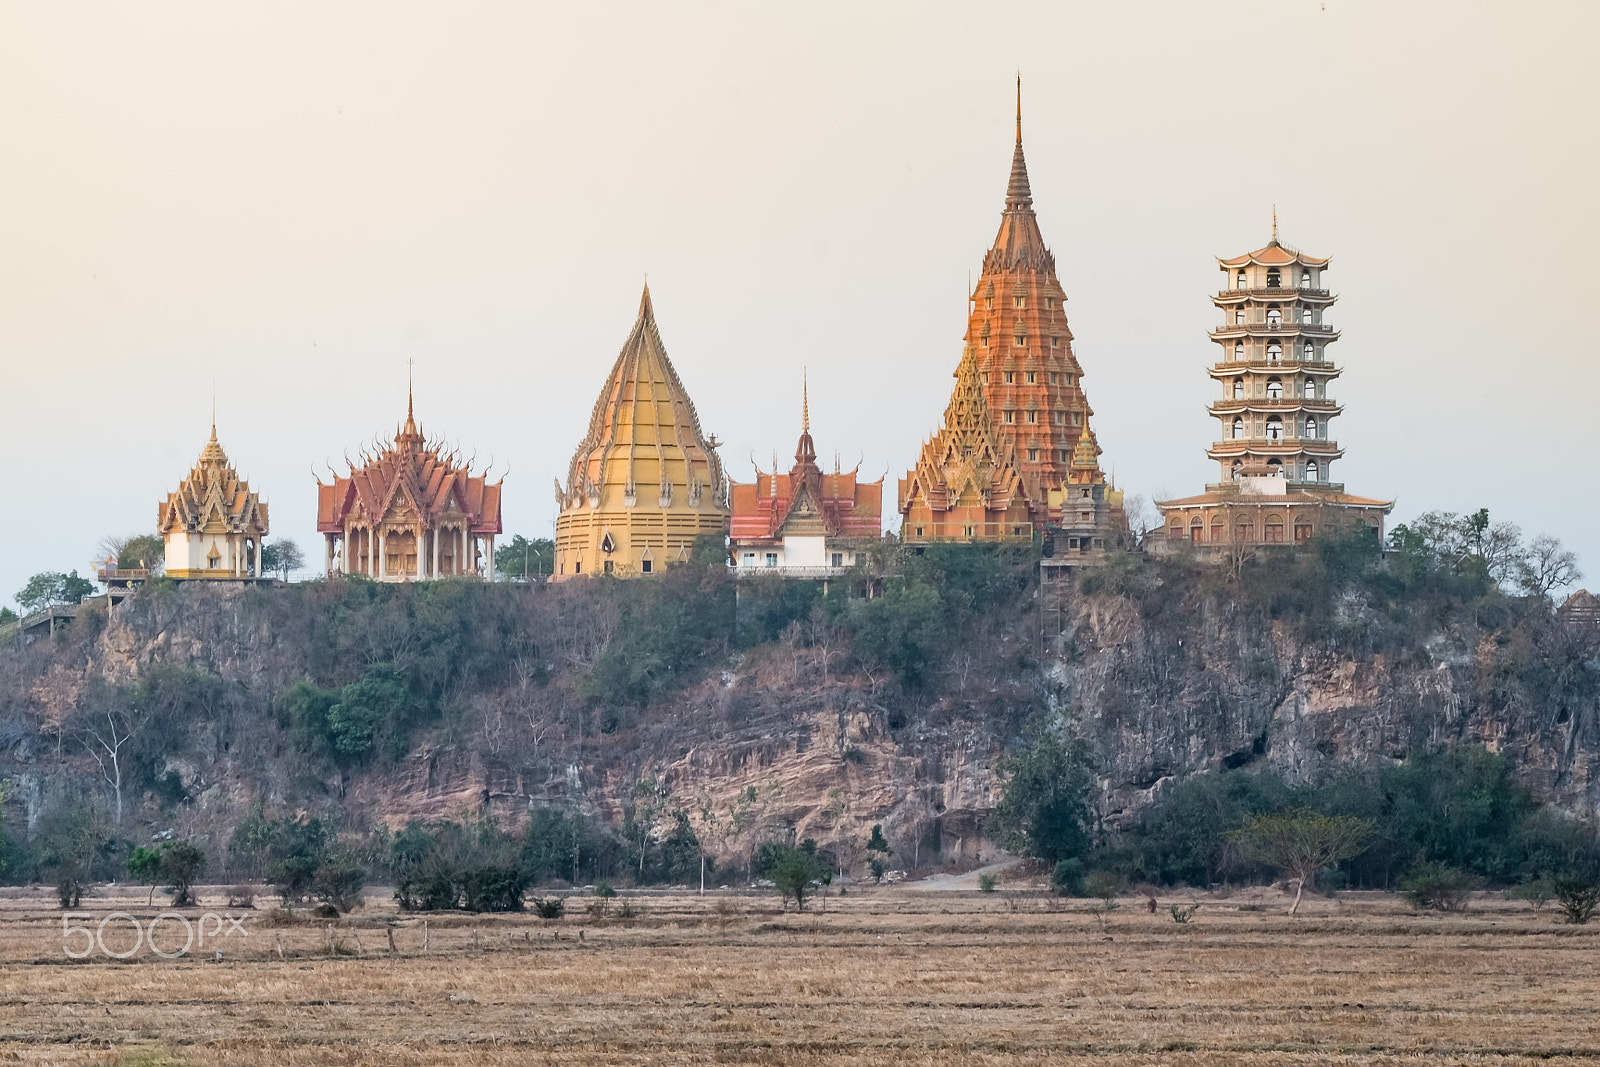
top-left (158, 425), bottom-right (269, 537)
top-left (899, 348), bottom-right (1040, 521)
top-left (316, 393), bottom-right (502, 534)
top-left (1156, 486), bottom-right (1392, 510)
top-left (1218, 237), bottom-right (1330, 269)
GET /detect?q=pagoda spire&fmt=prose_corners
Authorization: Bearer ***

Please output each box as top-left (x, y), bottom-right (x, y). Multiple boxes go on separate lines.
top-left (795, 370), bottom-right (817, 468)
top-left (1005, 75), bottom-right (1033, 212)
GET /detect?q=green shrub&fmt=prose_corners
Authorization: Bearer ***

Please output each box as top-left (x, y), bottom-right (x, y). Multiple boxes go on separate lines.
top-left (530, 896), bottom-right (566, 920)
top-left (1554, 878), bottom-right (1600, 924)
top-left (312, 862), bottom-right (366, 913)
top-left (1050, 858), bottom-right (1084, 897)
top-left (977, 872), bottom-right (997, 893)
top-left (1402, 862), bottom-right (1479, 912)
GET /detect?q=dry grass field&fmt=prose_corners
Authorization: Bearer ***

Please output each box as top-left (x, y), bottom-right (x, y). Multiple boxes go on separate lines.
top-left (2, 881), bottom-right (1598, 1066)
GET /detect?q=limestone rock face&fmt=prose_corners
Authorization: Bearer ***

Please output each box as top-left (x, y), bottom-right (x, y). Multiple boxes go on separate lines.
top-left (1, 581), bottom-right (1595, 865)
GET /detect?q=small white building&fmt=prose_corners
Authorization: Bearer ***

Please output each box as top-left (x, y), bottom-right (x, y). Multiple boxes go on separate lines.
top-left (158, 425), bottom-right (269, 580)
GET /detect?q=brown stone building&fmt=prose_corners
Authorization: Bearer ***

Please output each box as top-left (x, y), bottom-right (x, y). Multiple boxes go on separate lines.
top-left (1156, 223), bottom-right (1391, 550)
top-left (901, 82), bottom-right (1122, 555)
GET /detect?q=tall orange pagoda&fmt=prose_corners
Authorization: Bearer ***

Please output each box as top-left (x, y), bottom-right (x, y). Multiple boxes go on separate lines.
top-left (316, 389), bottom-right (503, 581)
top-left (729, 380), bottom-right (883, 578)
top-left (900, 81), bottom-right (1122, 555)
top-left (1155, 222), bottom-right (1392, 549)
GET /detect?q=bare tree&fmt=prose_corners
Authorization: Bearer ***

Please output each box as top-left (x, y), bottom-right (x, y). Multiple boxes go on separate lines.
top-left (82, 710), bottom-right (136, 825)
top-left (1517, 534), bottom-right (1583, 599)
top-left (807, 605), bottom-right (843, 687)
top-left (1121, 494), bottom-right (1156, 543)
top-left (780, 620), bottom-right (806, 683)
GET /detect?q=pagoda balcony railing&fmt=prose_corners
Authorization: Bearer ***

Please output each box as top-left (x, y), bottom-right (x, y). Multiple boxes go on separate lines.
top-left (1211, 322), bottom-right (1337, 337)
top-left (1210, 437), bottom-right (1343, 452)
top-left (1209, 397), bottom-right (1343, 412)
top-left (1201, 480), bottom-right (1347, 494)
top-left (1209, 286), bottom-right (1337, 299)
top-left (1211, 358), bottom-right (1341, 374)
top-left (903, 522), bottom-right (1035, 543)
top-left (97, 567), bottom-right (150, 582)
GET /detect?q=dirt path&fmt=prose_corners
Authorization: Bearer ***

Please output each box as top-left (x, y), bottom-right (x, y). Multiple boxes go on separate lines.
top-left (903, 856), bottom-right (1025, 891)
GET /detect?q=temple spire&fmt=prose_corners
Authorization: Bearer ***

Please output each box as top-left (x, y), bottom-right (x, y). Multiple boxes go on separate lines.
top-left (1005, 76), bottom-right (1033, 211)
top-left (802, 368), bottom-right (810, 434)
top-left (1271, 205), bottom-right (1279, 245)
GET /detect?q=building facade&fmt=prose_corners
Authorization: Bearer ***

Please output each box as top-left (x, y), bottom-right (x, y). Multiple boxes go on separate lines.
top-left (554, 285), bottom-right (729, 578)
top-left (729, 385), bottom-right (883, 579)
top-left (159, 424), bottom-right (270, 580)
top-left (901, 82), bottom-right (1122, 552)
top-left (316, 393), bottom-right (503, 580)
top-left (1156, 224), bottom-right (1392, 549)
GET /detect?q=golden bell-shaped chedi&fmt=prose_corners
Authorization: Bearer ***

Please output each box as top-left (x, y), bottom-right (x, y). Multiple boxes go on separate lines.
top-left (159, 423), bottom-right (270, 579)
top-left (554, 285), bottom-right (729, 578)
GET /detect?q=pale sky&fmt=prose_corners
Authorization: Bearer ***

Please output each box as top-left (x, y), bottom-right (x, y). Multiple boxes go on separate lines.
top-left (3, 1), bottom-right (1597, 607)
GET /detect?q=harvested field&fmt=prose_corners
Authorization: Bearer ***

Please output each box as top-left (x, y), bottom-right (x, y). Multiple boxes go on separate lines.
top-left (2, 884), bottom-right (1598, 1065)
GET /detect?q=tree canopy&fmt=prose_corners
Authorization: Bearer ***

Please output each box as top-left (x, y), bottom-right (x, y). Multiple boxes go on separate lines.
top-left (15, 571), bottom-right (95, 613)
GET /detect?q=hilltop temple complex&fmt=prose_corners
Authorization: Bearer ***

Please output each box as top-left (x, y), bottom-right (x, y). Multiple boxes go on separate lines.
top-left (900, 83), bottom-right (1123, 557)
top-left (729, 382), bottom-right (883, 580)
top-left (1156, 223), bottom-right (1392, 549)
top-left (553, 286), bottom-right (729, 578)
top-left (315, 392), bottom-right (503, 580)
top-left (158, 423), bottom-right (270, 579)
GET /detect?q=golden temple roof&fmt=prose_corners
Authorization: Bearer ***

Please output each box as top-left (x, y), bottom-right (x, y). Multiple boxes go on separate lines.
top-left (158, 425), bottom-right (269, 537)
top-left (557, 284), bottom-right (726, 513)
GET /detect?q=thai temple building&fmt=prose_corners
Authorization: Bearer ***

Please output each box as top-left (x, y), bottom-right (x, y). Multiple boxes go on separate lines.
top-left (729, 381), bottom-right (883, 579)
top-left (1155, 221), bottom-right (1392, 549)
top-left (900, 82), bottom-right (1123, 556)
top-left (316, 390), bottom-right (503, 580)
top-left (158, 423), bottom-right (270, 579)
top-left (554, 285), bottom-right (729, 578)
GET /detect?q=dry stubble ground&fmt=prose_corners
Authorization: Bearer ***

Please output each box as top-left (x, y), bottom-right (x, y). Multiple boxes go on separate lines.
top-left (0, 883), bottom-right (1597, 1066)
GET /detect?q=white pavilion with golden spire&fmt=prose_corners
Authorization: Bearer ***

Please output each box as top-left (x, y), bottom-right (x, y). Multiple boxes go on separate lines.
top-left (158, 423), bottom-right (270, 579)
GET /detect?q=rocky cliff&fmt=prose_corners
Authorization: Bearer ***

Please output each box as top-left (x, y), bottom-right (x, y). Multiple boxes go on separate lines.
top-left (2, 558), bottom-right (1596, 871)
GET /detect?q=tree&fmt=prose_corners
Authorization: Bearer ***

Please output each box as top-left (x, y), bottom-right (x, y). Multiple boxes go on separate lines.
top-left (0, 607), bottom-right (16, 626)
top-left (159, 841), bottom-right (206, 907)
top-left (117, 534), bottom-right (165, 573)
top-left (622, 777), bottom-right (670, 878)
top-left (988, 720), bottom-right (1095, 864)
top-left (1233, 810), bottom-right (1373, 914)
top-left (81, 709), bottom-right (137, 825)
top-left (126, 845), bottom-right (166, 906)
top-left (261, 538), bottom-right (305, 581)
top-left (768, 843), bottom-right (824, 911)
top-left (1554, 877), bottom-right (1600, 924)
top-left (496, 535), bottom-right (555, 581)
top-left (16, 571), bottom-right (95, 613)
top-left (1516, 534), bottom-right (1582, 599)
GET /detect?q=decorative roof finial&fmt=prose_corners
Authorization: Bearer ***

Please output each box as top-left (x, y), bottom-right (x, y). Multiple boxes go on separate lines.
top-left (407, 359), bottom-right (414, 422)
top-left (1016, 72), bottom-right (1022, 144)
top-left (1271, 205), bottom-right (1279, 244)
top-left (1004, 76), bottom-right (1033, 211)
top-left (802, 367), bottom-right (810, 435)
top-left (210, 380), bottom-right (217, 439)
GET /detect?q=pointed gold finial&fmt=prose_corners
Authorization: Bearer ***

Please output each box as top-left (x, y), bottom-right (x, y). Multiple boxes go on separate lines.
top-left (407, 359), bottom-right (414, 422)
top-left (802, 367), bottom-right (810, 435)
top-left (1271, 205), bottom-right (1279, 243)
top-left (1015, 73), bottom-right (1022, 143)
top-left (210, 380), bottom-right (216, 438)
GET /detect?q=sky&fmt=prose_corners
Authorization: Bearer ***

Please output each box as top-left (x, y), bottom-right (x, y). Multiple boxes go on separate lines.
top-left (2, 0), bottom-right (1597, 607)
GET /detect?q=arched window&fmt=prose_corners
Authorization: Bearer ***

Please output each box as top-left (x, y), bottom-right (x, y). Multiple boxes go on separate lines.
top-left (1267, 342), bottom-right (1282, 362)
top-left (1231, 416), bottom-right (1244, 440)
top-left (1267, 457), bottom-right (1283, 476)
top-left (1190, 519), bottom-right (1204, 543)
top-left (1237, 269), bottom-right (1247, 289)
top-left (1235, 310), bottom-right (1245, 325)
top-left (1305, 416), bottom-right (1317, 438)
top-left (1300, 269), bottom-right (1311, 288)
top-left (1232, 377), bottom-right (1245, 398)
top-left (1266, 415), bottom-right (1283, 441)
top-left (1302, 377), bottom-right (1316, 399)
top-left (1306, 460), bottom-right (1319, 481)
top-left (1267, 377), bottom-right (1283, 399)
top-left (1233, 342), bottom-right (1244, 361)
top-left (1267, 268), bottom-right (1281, 287)
top-left (1267, 307), bottom-right (1282, 326)
top-left (1303, 341), bottom-right (1315, 361)
top-left (1231, 459), bottom-right (1243, 480)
